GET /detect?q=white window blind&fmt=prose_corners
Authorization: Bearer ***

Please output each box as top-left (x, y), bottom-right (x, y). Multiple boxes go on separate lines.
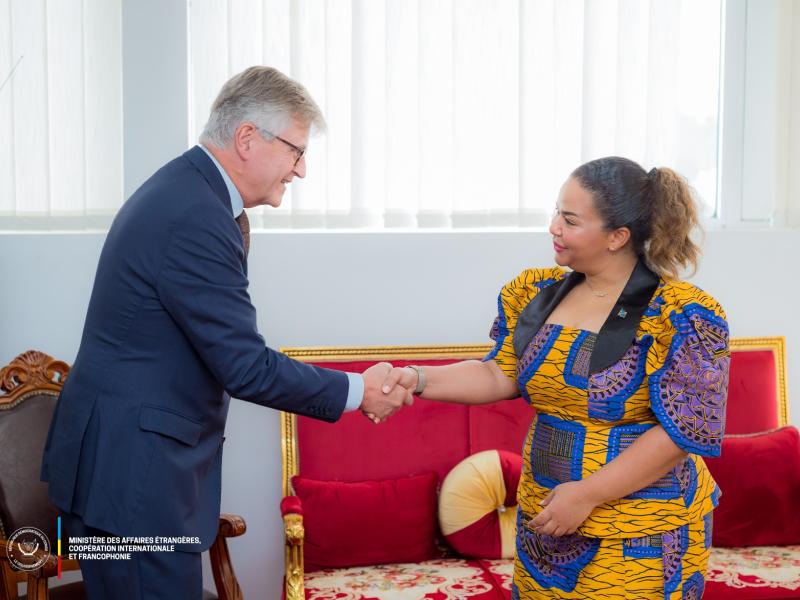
top-left (0, 0), bottom-right (123, 230)
top-left (189, 0), bottom-right (722, 229)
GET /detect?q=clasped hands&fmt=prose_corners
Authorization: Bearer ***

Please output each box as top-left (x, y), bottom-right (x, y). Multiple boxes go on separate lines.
top-left (527, 481), bottom-right (601, 538)
top-left (359, 363), bottom-right (419, 424)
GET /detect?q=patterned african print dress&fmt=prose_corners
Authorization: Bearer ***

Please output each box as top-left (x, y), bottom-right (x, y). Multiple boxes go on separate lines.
top-left (486, 264), bottom-right (730, 599)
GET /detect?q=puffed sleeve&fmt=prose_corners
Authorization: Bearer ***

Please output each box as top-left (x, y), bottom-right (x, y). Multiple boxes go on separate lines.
top-left (647, 284), bottom-right (730, 456)
top-left (483, 268), bottom-right (565, 380)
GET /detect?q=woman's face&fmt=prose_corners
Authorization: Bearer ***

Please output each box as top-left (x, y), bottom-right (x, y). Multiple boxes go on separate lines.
top-left (549, 177), bottom-right (617, 272)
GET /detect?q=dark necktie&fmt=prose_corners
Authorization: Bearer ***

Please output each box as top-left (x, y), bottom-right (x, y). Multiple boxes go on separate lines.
top-left (235, 210), bottom-right (250, 257)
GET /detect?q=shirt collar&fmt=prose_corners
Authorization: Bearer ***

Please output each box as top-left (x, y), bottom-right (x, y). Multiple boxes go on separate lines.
top-left (200, 145), bottom-right (244, 218)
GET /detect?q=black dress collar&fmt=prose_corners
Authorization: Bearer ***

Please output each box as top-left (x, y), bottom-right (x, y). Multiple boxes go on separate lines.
top-left (512, 261), bottom-right (661, 374)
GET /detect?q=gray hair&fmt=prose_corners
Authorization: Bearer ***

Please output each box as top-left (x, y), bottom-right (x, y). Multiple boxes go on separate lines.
top-left (200, 66), bottom-right (326, 147)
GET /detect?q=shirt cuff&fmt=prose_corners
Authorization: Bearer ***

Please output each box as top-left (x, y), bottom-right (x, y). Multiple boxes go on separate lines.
top-left (344, 372), bottom-right (364, 412)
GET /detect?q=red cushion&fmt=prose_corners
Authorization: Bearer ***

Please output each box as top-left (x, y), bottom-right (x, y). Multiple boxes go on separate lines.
top-left (298, 360), bottom-right (470, 485)
top-left (439, 450), bottom-right (522, 559)
top-left (704, 426), bottom-right (800, 547)
top-left (297, 359), bottom-right (534, 486)
top-left (468, 401), bottom-right (536, 458)
top-left (292, 472), bottom-right (439, 572)
top-left (726, 350), bottom-right (782, 434)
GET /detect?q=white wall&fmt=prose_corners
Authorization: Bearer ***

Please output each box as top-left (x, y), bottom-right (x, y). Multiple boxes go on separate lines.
top-left (1, 229), bottom-right (798, 597)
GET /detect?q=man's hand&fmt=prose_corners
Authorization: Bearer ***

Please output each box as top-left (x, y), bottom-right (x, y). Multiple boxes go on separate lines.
top-left (527, 481), bottom-right (600, 537)
top-left (360, 362), bottom-right (414, 424)
top-left (380, 366), bottom-right (418, 396)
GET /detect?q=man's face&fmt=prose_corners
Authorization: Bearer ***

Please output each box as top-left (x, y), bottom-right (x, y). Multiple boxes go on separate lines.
top-left (238, 120), bottom-right (309, 208)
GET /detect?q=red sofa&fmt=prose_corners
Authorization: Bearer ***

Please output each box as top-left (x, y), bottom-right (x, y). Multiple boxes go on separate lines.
top-left (279, 338), bottom-right (799, 600)
top-left (702, 338), bottom-right (800, 600)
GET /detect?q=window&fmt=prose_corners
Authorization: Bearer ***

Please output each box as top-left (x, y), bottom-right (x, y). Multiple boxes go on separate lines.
top-left (0, 0), bottom-right (122, 230)
top-left (189, 0), bottom-right (723, 229)
top-left (2, 1), bottom-right (786, 231)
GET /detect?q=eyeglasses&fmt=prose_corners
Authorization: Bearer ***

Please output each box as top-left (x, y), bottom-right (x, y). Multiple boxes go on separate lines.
top-left (259, 128), bottom-right (306, 166)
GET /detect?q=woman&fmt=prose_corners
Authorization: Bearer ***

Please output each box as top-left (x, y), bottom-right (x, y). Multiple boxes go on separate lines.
top-left (383, 156), bottom-right (729, 599)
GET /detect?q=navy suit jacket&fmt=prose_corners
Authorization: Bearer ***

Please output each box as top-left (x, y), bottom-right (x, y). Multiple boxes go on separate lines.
top-left (41, 146), bottom-right (348, 551)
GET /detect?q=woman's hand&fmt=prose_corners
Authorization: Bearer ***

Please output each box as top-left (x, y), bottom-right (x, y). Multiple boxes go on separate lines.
top-left (527, 481), bottom-right (600, 537)
top-left (381, 366), bottom-right (419, 395)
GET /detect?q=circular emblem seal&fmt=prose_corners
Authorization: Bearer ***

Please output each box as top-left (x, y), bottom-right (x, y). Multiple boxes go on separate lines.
top-left (5, 527), bottom-right (51, 571)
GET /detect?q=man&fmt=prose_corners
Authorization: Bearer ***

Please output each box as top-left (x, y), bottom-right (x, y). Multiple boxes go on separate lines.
top-left (41, 66), bottom-right (409, 599)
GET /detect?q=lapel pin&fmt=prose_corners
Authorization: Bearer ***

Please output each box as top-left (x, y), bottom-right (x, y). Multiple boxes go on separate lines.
top-left (617, 308), bottom-right (627, 318)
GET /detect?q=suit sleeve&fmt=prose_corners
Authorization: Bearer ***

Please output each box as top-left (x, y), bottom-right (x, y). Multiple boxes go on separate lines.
top-left (155, 205), bottom-right (348, 423)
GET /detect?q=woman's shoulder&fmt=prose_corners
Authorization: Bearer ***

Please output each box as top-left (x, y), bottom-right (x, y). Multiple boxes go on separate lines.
top-left (642, 279), bottom-right (730, 376)
top-left (496, 267), bottom-right (568, 315)
top-left (505, 266), bottom-right (568, 290)
top-left (656, 278), bottom-right (727, 321)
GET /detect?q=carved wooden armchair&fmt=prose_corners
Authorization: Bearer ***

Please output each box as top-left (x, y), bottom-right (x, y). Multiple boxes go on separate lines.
top-left (0, 351), bottom-right (246, 600)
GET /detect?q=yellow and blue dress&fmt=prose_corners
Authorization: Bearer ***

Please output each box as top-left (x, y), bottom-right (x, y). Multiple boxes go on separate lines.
top-left (486, 264), bottom-right (730, 599)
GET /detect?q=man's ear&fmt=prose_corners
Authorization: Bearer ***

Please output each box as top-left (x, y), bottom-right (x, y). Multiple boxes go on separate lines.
top-left (233, 123), bottom-right (258, 158)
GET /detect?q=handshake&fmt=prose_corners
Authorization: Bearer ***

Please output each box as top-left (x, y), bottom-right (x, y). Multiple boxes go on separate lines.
top-left (358, 362), bottom-right (421, 424)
